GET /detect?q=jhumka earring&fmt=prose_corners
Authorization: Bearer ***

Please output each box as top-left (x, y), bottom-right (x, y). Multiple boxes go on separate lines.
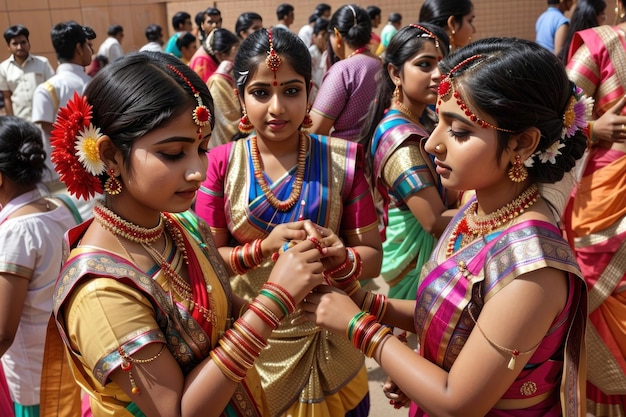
top-left (301, 110), bottom-right (313, 131)
top-left (393, 84), bottom-right (402, 102)
top-left (508, 155), bottom-right (528, 183)
top-left (239, 109), bottom-right (254, 134)
top-left (449, 30), bottom-right (456, 52)
top-left (104, 168), bottom-right (122, 195)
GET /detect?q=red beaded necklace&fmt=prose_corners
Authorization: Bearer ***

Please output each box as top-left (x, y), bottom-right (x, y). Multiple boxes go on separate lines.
top-left (446, 184), bottom-right (540, 258)
top-left (347, 45), bottom-right (369, 59)
top-left (94, 202), bottom-right (164, 244)
top-left (250, 133), bottom-right (307, 211)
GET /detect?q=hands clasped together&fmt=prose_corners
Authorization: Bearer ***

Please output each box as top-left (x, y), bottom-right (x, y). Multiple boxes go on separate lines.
top-left (260, 220), bottom-right (365, 330)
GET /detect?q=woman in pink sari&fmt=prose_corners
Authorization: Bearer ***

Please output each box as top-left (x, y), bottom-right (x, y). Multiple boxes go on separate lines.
top-left (299, 38), bottom-right (588, 416)
top-left (564, 3), bottom-right (626, 413)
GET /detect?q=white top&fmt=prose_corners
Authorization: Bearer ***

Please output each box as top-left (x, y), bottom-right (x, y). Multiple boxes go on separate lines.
top-left (308, 44), bottom-right (326, 104)
top-left (0, 188), bottom-right (78, 405)
top-left (31, 63), bottom-right (91, 182)
top-left (139, 42), bottom-right (163, 52)
top-left (97, 36), bottom-right (123, 62)
top-left (0, 54), bottom-right (55, 121)
top-left (298, 24), bottom-right (314, 47)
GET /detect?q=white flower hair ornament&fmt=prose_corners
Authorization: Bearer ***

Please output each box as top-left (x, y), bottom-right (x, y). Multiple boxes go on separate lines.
top-left (525, 87), bottom-right (593, 168)
top-left (75, 124), bottom-right (106, 176)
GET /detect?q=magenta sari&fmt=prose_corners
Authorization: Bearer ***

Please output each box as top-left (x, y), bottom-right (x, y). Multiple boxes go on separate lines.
top-left (410, 209), bottom-right (587, 416)
top-left (0, 364), bottom-right (15, 417)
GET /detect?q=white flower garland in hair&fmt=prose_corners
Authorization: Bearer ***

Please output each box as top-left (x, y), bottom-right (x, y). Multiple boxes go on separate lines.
top-left (525, 87), bottom-right (593, 168)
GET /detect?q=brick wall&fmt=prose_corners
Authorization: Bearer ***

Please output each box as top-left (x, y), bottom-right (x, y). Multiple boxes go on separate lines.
top-left (0, 1), bottom-right (619, 68)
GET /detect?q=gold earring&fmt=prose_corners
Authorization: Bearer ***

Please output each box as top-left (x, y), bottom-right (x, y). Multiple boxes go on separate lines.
top-left (393, 84), bottom-right (402, 101)
top-left (508, 155), bottom-right (528, 183)
top-left (104, 168), bottom-right (122, 195)
top-left (238, 108), bottom-right (254, 134)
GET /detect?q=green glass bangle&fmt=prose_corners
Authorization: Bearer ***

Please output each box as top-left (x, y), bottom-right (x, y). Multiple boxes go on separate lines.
top-left (259, 288), bottom-right (289, 316)
top-left (347, 311), bottom-right (368, 340)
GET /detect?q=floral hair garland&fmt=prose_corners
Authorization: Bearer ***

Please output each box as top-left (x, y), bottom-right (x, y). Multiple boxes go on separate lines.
top-left (524, 86), bottom-right (593, 167)
top-left (51, 92), bottom-right (105, 200)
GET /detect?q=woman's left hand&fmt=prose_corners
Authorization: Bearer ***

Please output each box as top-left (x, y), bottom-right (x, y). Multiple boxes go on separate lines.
top-left (301, 221), bottom-right (347, 270)
top-left (297, 285), bottom-right (361, 335)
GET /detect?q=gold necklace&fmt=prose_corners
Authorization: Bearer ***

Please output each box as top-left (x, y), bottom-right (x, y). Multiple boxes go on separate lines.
top-left (141, 221), bottom-right (219, 327)
top-left (250, 133), bottom-right (307, 211)
top-left (393, 100), bottom-right (421, 125)
top-left (94, 201), bottom-right (164, 244)
top-left (106, 213), bottom-right (219, 328)
top-left (446, 184), bottom-right (540, 258)
top-left (465, 184), bottom-right (539, 234)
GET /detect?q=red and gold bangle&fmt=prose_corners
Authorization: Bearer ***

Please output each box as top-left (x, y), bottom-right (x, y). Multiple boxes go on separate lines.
top-left (252, 239), bottom-right (265, 264)
top-left (369, 293), bottom-right (387, 321)
top-left (210, 347), bottom-right (246, 382)
top-left (332, 248), bottom-right (360, 282)
top-left (365, 326), bottom-right (392, 358)
top-left (241, 242), bottom-right (253, 267)
top-left (324, 249), bottom-right (350, 278)
top-left (233, 319), bottom-right (268, 350)
top-left (230, 245), bottom-right (247, 275)
top-left (227, 326), bottom-right (262, 358)
top-left (248, 299), bottom-right (281, 328)
top-left (219, 337), bottom-right (255, 369)
top-left (263, 282), bottom-right (296, 313)
top-left (359, 321), bottom-right (382, 352)
top-left (348, 313), bottom-right (376, 348)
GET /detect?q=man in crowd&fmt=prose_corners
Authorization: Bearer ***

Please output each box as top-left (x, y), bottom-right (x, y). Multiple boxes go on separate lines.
top-left (0, 25), bottom-right (54, 121)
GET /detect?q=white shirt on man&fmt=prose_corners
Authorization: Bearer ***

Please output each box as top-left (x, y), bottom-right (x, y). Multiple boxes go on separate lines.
top-left (97, 36), bottom-right (123, 61)
top-left (0, 54), bottom-right (54, 121)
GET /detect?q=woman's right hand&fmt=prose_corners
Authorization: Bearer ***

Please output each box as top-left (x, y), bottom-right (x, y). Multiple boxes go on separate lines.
top-left (267, 238), bottom-right (325, 304)
top-left (261, 221), bottom-right (308, 258)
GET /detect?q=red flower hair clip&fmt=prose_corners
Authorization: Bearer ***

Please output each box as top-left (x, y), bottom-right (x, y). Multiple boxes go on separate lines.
top-left (50, 92), bottom-right (105, 200)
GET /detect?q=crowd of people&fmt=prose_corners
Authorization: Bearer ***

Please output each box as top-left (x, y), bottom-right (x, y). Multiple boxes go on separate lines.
top-left (0, 0), bottom-right (624, 416)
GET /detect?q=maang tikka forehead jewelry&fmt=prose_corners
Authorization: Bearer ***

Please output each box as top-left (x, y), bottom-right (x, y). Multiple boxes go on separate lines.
top-left (266, 27), bottom-right (282, 86)
top-left (409, 24), bottom-right (440, 50)
top-left (437, 54), bottom-right (514, 133)
top-left (166, 64), bottom-right (212, 139)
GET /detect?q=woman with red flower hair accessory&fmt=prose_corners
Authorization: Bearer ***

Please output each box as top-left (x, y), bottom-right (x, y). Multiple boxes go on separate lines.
top-left (44, 51), bottom-right (326, 417)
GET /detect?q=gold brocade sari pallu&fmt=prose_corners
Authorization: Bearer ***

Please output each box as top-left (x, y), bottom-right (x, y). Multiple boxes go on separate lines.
top-left (223, 137), bottom-right (368, 416)
top-left (46, 215), bottom-right (268, 417)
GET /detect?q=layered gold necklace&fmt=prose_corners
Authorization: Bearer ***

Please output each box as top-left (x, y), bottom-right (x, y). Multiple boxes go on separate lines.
top-left (393, 100), bottom-right (422, 125)
top-left (93, 203), bottom-right (218, 327)
top-left (446, 184), bottom-right (540, 258)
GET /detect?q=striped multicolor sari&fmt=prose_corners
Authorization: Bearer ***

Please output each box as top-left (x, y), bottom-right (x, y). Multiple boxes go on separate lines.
top-left (566, 25), bottom-right (626, 415)
top-left (370, 109), bottom-right (445, 300)
top-left (410, 212), bottom-right (587, 416)
top-left (195, 134), bottom-right (378, 417)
